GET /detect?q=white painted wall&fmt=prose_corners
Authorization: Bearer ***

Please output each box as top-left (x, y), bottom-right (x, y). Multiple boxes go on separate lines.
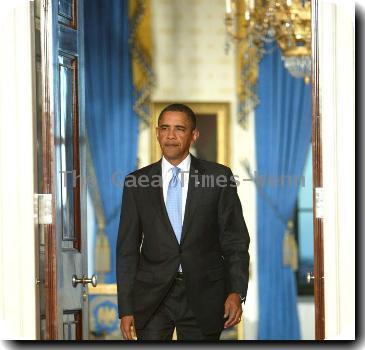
top-left (298, 297), bottom-right (315, 340)
top-left (139, 0), bottom-right (258, 339)
top-left (319, 0), bottom-right (355, 340)
top-left (0, 0), bottom-right (38, 340)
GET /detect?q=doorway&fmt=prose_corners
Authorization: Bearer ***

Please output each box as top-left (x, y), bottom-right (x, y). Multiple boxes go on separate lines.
top-left (34, 0), bottom-right (324, 340)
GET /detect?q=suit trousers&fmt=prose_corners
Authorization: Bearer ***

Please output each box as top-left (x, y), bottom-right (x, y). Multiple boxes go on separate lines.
top-left (135, 273), bottom-right (222, 341)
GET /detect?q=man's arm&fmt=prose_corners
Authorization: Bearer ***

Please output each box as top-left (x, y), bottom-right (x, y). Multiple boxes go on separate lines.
top-left (218, 168), bottom-right (250, 296)
top-left (116, 176), bottom-right (142, 319)
top-left (218, 168), bottom-right (250, 328)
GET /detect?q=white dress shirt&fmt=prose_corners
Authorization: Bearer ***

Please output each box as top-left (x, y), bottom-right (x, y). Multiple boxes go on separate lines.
top-left (161, 153), bottom-right (191, 225)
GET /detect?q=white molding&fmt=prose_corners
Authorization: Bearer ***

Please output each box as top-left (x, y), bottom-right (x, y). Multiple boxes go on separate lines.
top-left (319, 0), bottom-right (355, 340)
top-left (0, 1), bottom-right (37, 340)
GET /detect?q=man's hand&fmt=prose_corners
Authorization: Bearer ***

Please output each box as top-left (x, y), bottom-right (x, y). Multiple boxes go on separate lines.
top-left (120, 315), bottom-right (137, 340)
top-left (223, 293), bottom-right (243, 329)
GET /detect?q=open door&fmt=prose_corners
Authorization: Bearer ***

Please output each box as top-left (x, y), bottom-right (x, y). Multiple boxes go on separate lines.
top-left (310, 0), bottom-right (325, 340)
top-left (36, 0), bottom-right (94, 339)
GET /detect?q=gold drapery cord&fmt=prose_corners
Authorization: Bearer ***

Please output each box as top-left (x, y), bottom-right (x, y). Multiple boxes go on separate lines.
top-left (283, 220), bottom-right (298, 271)
top-left (129, 0), bottom-right (155, 127)
top-left (86, 139), bottom-right (111, 283)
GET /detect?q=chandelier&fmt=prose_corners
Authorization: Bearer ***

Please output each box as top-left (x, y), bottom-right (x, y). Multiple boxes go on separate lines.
top-left (225, 0), bottom-right (311, 126)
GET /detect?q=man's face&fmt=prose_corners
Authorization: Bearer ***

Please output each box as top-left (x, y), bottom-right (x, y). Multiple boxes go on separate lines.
top-left (156, 111), bottom-right (199, 162)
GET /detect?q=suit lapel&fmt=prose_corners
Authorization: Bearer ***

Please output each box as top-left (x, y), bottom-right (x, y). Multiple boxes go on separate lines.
top-left (147, 159), bottom-right (180, 246)
top-left (180, 155), bottom-right (205, 244)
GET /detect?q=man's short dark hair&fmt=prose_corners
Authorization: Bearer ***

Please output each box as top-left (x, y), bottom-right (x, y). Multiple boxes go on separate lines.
top-left (158, 103), bottom-right (197, 130)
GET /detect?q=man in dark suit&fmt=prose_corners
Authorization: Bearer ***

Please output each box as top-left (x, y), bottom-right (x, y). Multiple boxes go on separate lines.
top-left (117, 103), bottom-right (250, 340)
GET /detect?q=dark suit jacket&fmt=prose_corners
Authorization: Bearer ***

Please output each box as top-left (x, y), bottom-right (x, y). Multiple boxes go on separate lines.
top-left (116, 155), bottom-right (250, 334)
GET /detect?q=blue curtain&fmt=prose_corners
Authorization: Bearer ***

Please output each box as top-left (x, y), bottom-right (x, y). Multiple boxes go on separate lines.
top-left (255, 43), bottom-right (312, 339)
top-left (84, 0), bottom-right (138, 283)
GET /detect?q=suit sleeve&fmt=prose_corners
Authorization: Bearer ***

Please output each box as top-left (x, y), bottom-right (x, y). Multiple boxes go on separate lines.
top-left (218, 168), bottom-right (250, 302)
top-left (116, 176), bottom-right (142, 318)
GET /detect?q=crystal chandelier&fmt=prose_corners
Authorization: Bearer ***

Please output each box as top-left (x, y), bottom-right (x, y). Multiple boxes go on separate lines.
top-left (225, 0), bottom-right (311, 126)
top-left (225, 0), bottom-right (311, 81)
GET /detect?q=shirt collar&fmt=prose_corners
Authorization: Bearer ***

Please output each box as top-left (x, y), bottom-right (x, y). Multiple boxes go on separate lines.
top-left (162, 153), bottom-right (191, 177)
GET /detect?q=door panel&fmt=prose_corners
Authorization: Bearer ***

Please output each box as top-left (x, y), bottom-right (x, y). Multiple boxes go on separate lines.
top-left (58, 0), bottom-right (77, 27)
top-left (60, 251), bottom-right (83, 310)
top-left (63, 310), bottom-right (82, 340)
top-left (59, 25), bottom-right (78, 54)
top-left (59, 54), bottom-right (80, 245)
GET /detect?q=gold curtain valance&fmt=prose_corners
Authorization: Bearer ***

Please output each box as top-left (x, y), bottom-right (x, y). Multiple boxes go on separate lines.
top-left (129, 0), bottom-right (155, 126)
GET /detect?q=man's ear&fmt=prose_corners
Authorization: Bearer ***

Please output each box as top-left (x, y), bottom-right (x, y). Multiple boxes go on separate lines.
top-left (155, 126), bottom-right (159, 141)
top-left (191, 128), bottom-right (199, 145)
